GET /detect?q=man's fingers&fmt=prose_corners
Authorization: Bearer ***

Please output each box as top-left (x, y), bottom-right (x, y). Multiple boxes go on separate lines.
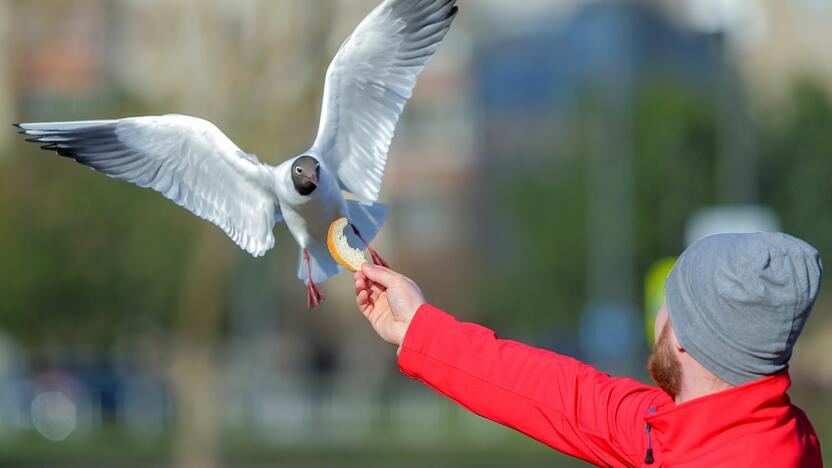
top-left (370, 281), bottom-right (385, 296)
top-left (361, 264), bottom-right (400, 288)
top-left (355, 272), bottom-right (382, 299)
top-left (357, 290), bottom-right (370, 311)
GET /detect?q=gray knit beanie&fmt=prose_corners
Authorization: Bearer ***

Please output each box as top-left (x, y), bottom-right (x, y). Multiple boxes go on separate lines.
top-left (665, 232), bottom-right (822, 386)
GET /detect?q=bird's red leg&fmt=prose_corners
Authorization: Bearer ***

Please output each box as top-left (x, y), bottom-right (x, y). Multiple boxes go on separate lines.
top-left (304, 249), bottom-right (324, 309)
top-left (351, 224), bottom-right (390, 268)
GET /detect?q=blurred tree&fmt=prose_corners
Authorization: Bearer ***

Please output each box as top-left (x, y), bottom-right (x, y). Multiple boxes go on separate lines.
top-left (170, 229), bottom-right (234, 468)
top-left (0, 142), bottom-right (191, 349)
top-left (475, 79), bottom-right (720, 344)
top-left (759, 80), bottom-right (832, 274)
top-left (476, 130), bottom-right (588, 334)
top-left (475, 76), bottom-right (832, 357)
top-left (631, 79), bottom-right (718, 278)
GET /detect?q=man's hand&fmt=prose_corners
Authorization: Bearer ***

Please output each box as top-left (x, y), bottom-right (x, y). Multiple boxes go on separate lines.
top-left (354, 264), bottom-right (425, 347)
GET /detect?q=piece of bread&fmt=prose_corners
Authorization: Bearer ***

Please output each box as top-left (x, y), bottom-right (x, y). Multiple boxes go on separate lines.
top-left (327, 217), bottom-right (367, 272)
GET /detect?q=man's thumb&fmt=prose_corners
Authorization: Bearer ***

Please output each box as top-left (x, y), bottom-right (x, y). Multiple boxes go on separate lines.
top-left (361, 263), bottom-right (398, 287)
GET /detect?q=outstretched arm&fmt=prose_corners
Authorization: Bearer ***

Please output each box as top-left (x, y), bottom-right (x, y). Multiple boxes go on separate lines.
top-left (354, 264), bottom-right (666, 467)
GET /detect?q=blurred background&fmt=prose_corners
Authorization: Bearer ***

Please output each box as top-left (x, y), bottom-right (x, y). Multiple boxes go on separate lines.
top-left (1, 0), bottom-right (831, 466)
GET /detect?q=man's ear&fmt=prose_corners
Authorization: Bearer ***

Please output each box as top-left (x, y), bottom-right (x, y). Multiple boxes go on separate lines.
top-left (669, 326), bottom-right (685, 353)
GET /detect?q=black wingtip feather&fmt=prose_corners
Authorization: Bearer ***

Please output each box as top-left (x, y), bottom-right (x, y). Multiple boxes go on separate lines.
top-left (11, 123), bottom-right (21, 128)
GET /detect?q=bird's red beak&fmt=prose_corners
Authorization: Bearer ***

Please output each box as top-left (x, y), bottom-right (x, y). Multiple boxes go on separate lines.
top-left (308, 174), bottom-right (319, 187)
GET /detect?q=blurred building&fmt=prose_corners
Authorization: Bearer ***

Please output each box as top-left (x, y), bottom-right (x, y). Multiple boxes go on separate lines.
top-left (656, 0), bottom-right (832, 99)
top-left (745, 0), bottom-right (832, 97)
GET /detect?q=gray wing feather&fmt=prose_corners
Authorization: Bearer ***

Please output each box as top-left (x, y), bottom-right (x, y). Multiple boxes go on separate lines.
top-left (17, 115), bottom-right (280, 257)
top-left (311, 0), bottom-right (458, 204)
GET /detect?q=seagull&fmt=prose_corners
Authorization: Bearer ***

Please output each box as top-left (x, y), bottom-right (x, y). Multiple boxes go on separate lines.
top-left (14, 0), bottom-right (459, 308)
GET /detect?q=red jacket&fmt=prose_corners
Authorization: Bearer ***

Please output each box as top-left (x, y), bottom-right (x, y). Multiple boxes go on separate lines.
top-left (398, 304), bottom-right (823, 467)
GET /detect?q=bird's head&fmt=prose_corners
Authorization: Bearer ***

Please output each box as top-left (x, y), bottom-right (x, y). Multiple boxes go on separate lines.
top-left (291, 155), bottom-right (321, 196)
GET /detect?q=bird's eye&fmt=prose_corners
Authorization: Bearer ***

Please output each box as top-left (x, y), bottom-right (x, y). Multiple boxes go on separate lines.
top-left (295, 167), bottom-right (302, 174)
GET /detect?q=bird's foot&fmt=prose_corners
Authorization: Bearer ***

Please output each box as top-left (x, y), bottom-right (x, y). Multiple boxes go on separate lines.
top-left (366, 246), bottom-right (390, 268)
top-left (351, 224), bottom-right (390, 268)
top-left (307, 281), bottom-right (325, 309)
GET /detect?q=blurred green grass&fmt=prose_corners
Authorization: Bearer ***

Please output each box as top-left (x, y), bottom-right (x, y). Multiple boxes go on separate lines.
top-left (0, 426), bottom-right (584, 468)
top-left (3, 386), bottom-right (829, 468)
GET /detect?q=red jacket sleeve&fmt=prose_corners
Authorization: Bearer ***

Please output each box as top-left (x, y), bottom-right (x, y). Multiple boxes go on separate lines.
top-left (398, 304), bottom-right (669, 467)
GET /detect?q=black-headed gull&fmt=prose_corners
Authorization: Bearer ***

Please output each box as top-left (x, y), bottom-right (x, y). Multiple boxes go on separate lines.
top-left (14, 0), bottom-right (458, 308)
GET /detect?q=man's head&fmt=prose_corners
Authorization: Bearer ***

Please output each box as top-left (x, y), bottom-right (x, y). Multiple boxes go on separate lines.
top-left (647, 304), bottom-right (731, 399)
top-left (651, 232), bottom-right (822, 395)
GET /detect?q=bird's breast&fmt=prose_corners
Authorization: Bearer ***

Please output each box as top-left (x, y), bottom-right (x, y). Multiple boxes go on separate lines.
top-left (280, 184), bottom-right (346, 248)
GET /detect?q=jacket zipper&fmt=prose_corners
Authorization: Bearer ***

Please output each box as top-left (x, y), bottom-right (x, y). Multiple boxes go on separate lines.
top-left (644, 406), bottom-right (655, 465)
top-left (644, 423), bottom-right (654, 464)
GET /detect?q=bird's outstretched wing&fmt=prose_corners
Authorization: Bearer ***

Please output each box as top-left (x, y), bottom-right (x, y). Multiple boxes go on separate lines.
top-left (16, 114), bottom-right (280, 256)
top-left (311, 0), bottom-right (458, 204)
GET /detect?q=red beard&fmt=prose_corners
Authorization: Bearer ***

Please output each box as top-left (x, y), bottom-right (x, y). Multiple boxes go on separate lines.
top-left (648, 321), bottom-right (682, 399)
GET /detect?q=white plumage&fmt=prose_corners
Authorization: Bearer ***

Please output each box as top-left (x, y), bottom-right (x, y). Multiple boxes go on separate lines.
top-left (19, 116), bottom-right (279, 256)
top-left (15, 0), bottom-right (458, 307)
top-left (313, 0), bottom-right (458, 204)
